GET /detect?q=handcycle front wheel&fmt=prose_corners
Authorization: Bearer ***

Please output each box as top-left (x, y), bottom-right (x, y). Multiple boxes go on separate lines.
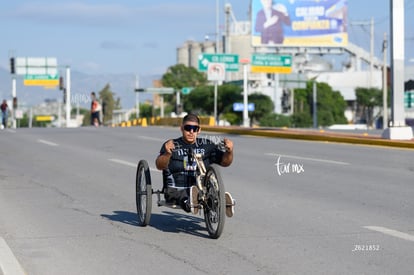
top-left (203, 164), bottom-right (226, 239)
top-left (136, 160), bottom-right (152, 226)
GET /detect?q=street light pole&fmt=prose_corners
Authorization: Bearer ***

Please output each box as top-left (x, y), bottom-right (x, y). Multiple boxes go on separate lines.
top-left (313, 80), bottom-right (317, 128)
top-left (214, 82), bottom-right (218, 125)
top-left (216, 0), bottom-right (220, 53)
top-left (65, 66), bottom-right (71, 127)
top-left (241, 58), bottom-right (250, 127)
top-left (382, 33), bottom-right (388, 129)
top-left (135, 75), bottom-right (140, 118)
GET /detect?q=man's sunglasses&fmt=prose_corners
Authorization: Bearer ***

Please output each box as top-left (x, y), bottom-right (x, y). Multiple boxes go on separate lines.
top-left (183, 125), bottom-right (200, 132)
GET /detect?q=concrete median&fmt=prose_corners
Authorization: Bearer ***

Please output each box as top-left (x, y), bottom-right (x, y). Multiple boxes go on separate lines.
top-left (200, 126), bottom-right (414, 150)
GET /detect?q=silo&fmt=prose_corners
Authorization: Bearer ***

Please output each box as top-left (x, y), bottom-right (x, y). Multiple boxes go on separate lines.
top-left (189, 42), bottom-right (202, 69)
top-left (177, 41), bottom-right (191, 66)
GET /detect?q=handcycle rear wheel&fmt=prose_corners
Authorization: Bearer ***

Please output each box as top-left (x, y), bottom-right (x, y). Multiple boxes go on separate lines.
top-left (136, 160), bottom-right (152, 226)
top-left (203, 164), bottom-right (226, 239)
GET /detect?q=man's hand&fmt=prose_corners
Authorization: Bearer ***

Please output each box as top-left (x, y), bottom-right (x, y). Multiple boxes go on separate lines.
top-left (264, 15), bottom-right (278, 28)
top-left (164, 139), bottom-right (175, 155)
top-left (156, 140), bottom-right (175, 170)
top-left (220, 138), bottom-right (234, 167)
top-left (223, 138), bottom-right (233, 153)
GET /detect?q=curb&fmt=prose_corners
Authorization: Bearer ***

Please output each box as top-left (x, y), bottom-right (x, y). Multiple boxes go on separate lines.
top-left (201, 126), bottom-right (414, 150)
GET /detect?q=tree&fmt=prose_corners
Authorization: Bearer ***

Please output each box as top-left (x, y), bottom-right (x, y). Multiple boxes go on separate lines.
top-left (161, 64), bottom-right (207, 89)
top-left (259, 113), bottom-right (291, 127)
top-left (292, 87), bottom-right (312, 127)
top-left (185, 86), bottom-right (213, 114)
top-left (183, 83), bottom-right (242, 118)
top-left (82, 84), bottom-right (121, 125)
top-left (161, 64), bottom-right (208, 113)
top-left (248, 93), bottom-right (274, 124)
top-left (291, 81), bottom-right (347, 127)
top-left (316, 82), bottom-right (347, 126)
top-left (355, 87), bottom-right (382, 127)
top-left (130, 103), bottom-right (154, 120)
top-left (99, 84), bottom-right (121, 125)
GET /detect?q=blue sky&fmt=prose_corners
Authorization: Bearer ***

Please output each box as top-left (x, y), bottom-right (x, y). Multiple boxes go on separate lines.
top-left (1, 0), bottom-right (413, 76)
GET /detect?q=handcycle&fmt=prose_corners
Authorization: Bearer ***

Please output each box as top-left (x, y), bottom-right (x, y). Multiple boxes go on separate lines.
top-left (135, 144), bottom-right (229, 239)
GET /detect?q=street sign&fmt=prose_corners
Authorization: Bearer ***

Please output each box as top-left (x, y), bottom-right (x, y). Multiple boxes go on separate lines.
top-left (15, 57), bottom-right (58, 76)
top-left (404, 91), bottom-right (414, 108)
top-left (24, 74), bottom-right (59, 86)
top-left (181, 87), bottom-right (193, 95)
top-left (198, 53), bottom-right (239, 72)
top-left (233, 103), bottom-right (255, 112)
top-left (144, 88), bottom-right (175, 94)
top-left (36, 115), bottom-right (54, 122)
top-left (208, 63), bottom-right (226, 81)
top-left (251, 54), bottom-right (292, 74)
top-left (16, 57), bottom-right (57, 67)
top-left (16, 67), bottom-right (58, 76)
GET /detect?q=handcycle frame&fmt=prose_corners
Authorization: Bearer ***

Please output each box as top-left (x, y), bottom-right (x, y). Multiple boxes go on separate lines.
top-left (136, 147), bottom-right (227, 239)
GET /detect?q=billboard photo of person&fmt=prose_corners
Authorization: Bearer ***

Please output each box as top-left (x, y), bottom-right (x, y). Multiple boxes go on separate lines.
top-left (254, 0), bottom-right (291, 45)
top-left (252, 0), bottom-right (348, 47)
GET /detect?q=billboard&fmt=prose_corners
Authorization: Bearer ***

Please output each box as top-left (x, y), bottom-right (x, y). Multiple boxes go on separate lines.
top-left (251, 0), bottom-right (348, 47)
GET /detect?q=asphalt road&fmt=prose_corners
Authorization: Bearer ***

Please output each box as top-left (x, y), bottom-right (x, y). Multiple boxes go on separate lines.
top-left (0, 126), bottom-right (413, 275)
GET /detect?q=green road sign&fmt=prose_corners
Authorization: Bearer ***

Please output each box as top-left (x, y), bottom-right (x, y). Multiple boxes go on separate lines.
top-left (251, 54), bottom-right (292, 74)
top-left (181, 87), bottom-right (193, 95)
top-left (24, 74), bottom-right (59, 80)
top-left (23, 74), bottom-right (59, 86)
top-left (404, 91), bottom-right (414, 108)
top-left (198, 53), bottom-right (239, 72)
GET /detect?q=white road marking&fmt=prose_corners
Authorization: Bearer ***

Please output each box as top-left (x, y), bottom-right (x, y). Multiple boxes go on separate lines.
top-left (364, 226), bottom-right (414, 242)
top-left (265, 153), bottom-right (350, 165)
top-left (0, 237), bottom-right (26, 275)
top-left (37, 139), bottom-right (59, 146)
top-left (137, 135), bottom-right (165, 142)
top-left (108, 158), bottom-right (159, 172)
top-left (4, 129), bottom-right (16, 133)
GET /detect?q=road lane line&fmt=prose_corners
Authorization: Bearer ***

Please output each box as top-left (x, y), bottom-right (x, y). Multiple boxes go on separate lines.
top-left (265, 153), bottom-right (350, 165)
top-left (5, 129), bottom-right (16, 133)
top-left (108, 158), bottom-right (159, 172)
top-left (0, 237), bottom-right (26, 275)
top-left (37, 139), bottom-right (58, 147)
top-left (137, 135), bottom-right (165, 142)
top-left (364, 226), bottom-right (414, 242)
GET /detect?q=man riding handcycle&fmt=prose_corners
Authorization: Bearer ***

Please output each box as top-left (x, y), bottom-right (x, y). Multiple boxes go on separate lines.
top-left (136, 114), bottom-right (235, 238)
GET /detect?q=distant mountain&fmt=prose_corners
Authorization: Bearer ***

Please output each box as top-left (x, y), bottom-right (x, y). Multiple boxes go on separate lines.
top-left (0, 67), bottom-right (161, 110)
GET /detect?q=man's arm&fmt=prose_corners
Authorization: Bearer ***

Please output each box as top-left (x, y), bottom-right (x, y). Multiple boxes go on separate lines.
top-left (220, 138), bottom-right (233, 167)
top-left (155, 139), bottom-right (175, 170)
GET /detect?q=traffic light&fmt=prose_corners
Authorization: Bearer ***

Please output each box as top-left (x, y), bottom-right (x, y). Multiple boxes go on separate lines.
top-left (176, 104), bottom-right (183, 115)
top-left (10, 58), bottom-right (15, 74)
top-left (12, 97), bottom-right (17, 109)
top-left (281, 89), bottom-right (291, 113)
top-left (59, 77), bottom-right (64, 90)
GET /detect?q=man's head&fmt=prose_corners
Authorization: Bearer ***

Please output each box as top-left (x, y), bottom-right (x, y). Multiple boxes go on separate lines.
top-left (261, 0), bottom-right (273, 9)
top-left (181, 114), bottom-right (200, 144)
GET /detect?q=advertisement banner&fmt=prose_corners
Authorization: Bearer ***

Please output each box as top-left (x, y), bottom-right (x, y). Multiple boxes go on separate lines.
top-left (251, 0), bottom-right (348, 47)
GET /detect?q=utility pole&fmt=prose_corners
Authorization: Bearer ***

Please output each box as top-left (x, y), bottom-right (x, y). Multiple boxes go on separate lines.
top-left (382, 33), bottom-right (388, 129)
top-left (65, 66), bottom-right (71, 127)
top-left (370, 17), bottom-right (374, 87)
top-left (216, 0), bottom-right (220, 53)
